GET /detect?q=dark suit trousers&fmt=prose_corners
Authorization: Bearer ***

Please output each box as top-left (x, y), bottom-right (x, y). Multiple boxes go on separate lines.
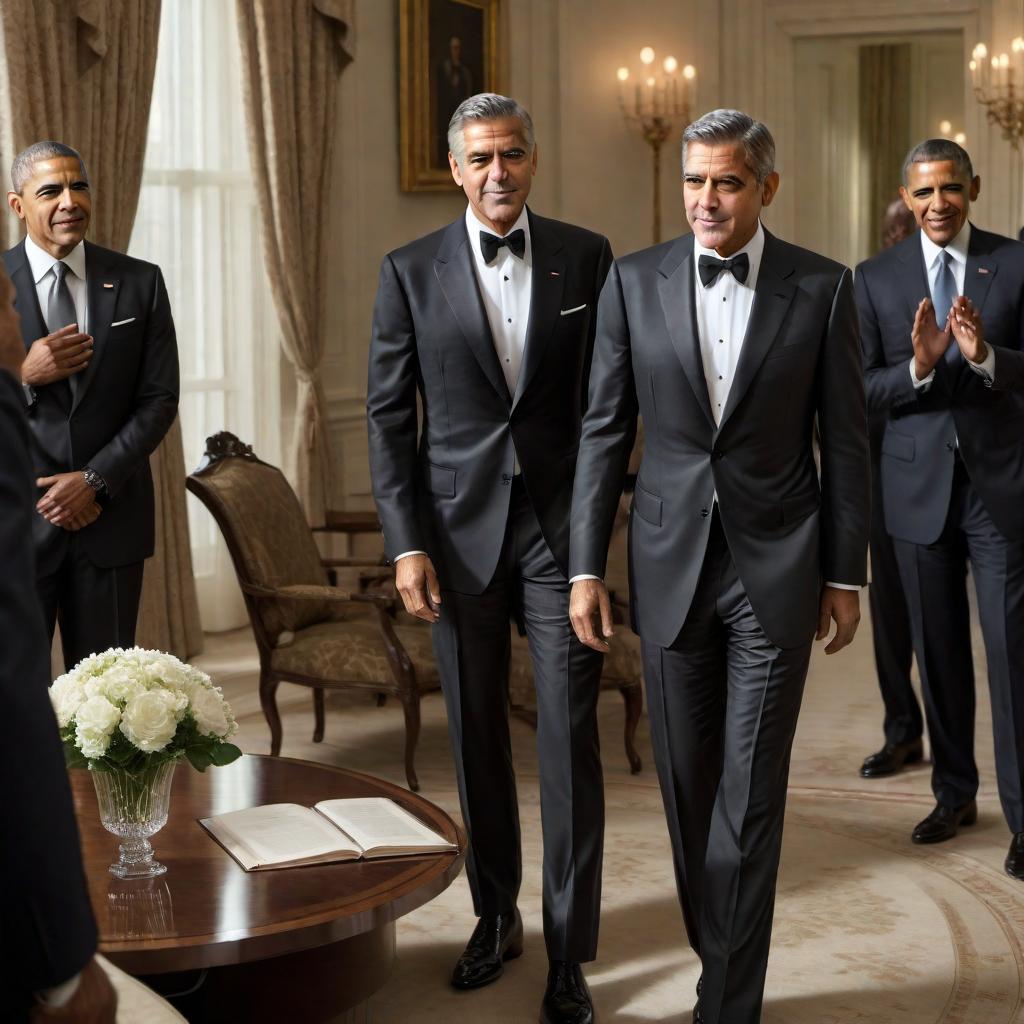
top-left (431, 478), bottom-right (605, 961)
top-left (36, 533), bottom-right (144, 672)
top-left (868, 426), bottom-right (921, 745)
top-left (895, 456), bottom-right (1024, 832)
top-left (642, 514), bottom-right (812, 1024)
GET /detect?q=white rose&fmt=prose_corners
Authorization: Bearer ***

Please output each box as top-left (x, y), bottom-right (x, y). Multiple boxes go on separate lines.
top-left (189, 685), bottom-right (232, 738)
top-left (74, 694), bottom-right (121, 758)
top-left (86, 665), bottom-right (146, 706)
top-left (50, 673), bottom-right (87, 729)
top-left (120, 689), bottom-right (184, 752)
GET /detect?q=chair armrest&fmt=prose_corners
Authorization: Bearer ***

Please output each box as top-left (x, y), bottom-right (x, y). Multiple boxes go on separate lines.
top-left (312, 509), bottom-right (381, 534)
top-left (241, 582), bottom-right (357, 603)
top-left (320, 557), bottom-right (386, 568)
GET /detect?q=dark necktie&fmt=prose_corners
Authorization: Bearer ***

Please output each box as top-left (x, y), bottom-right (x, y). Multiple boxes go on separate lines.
top-left (480, 228), bottom-right (526, 264)
top-left (698, 251), bottom-right (750, 287)
top-left (47, 261), bottom-right (79, 399)
top-left (932, 249), bottom-right (955, 330)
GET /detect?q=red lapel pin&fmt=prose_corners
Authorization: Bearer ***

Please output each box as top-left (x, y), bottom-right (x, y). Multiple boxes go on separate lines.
top-left (978, 268), bottom-right (989, 274)
top-left (102, 282), bottom-right (114, 288)
top-left (550, 271), bottom-right (560, 277)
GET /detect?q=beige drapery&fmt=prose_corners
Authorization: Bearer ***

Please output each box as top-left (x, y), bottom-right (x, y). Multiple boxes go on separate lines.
top-left (235, 0), bottom-right (355, 526)
top-left (0, 0), bottom-right (203, 660)
top-left (859, 44), bottom-right (912, 254)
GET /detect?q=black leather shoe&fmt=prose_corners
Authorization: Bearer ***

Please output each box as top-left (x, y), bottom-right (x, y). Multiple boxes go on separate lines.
top-left (450, 910), bottom-right (523, 989)
top-left (540, 961), bottom-right (594, 1024)
top-left (911, 800), bottom-right (978, 844)
top-left (860, 738), bottom-right (924, 778)
top-left (1005, 833), bottom-right (1024, 880)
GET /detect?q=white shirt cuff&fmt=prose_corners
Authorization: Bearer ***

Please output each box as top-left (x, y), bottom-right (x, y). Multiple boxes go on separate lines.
top-left (910, 357), bottom-right (935, 389)
top-left (825, 581), bottom-right (860, 591)
top-left (570, 574), bottom-right (602, 584)
top-left (967, 344), bottom-right (996, 381)
top-left (394, 550), bottom-right (427, 562)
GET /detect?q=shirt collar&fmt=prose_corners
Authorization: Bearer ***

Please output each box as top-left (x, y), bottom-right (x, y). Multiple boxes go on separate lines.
top-left (920, 220), bottom-right (971, 270)
top-left (25, 234), bottom-right (86, 284)
top-left (693, 220), bottom-right (765, 288)
top-left (466, 204), bottom-right (531, 266)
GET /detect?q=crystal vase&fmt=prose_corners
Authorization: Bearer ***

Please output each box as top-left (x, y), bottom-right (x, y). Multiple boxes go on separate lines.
top-left (91, 759), bottom-right (177, 878)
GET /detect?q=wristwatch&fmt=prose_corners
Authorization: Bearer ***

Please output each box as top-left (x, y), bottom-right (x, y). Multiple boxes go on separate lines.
top-left (82, 466), bottom-right (106, 493)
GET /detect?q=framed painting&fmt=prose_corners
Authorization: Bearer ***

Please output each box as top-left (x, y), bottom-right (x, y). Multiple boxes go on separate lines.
top-left (400, 0), bottom-right (501, 192)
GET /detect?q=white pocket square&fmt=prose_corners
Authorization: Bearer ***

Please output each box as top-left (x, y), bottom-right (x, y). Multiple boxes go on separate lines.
top-left (110, 317), bottom-right (136, 327)
top-left (560, 304), bottom-right (587, 316)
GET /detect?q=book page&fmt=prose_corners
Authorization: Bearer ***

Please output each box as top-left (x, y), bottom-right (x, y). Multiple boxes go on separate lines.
top-left (314, 797), bottom-right (455, 855)
top-left (204, 803), bottom-right (360, 866)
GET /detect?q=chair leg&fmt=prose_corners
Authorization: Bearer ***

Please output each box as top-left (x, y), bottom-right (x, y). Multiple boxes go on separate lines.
top-left (399, 691), bottom-right (422, 792)
top-left (259, 668), bottom-right (283, 756)
top-left (376, 693), bottom-right (387, 707)
top-left (619, 681), bottom-right (643, 774)
top-left (312, 687), bottom-right (325, 743)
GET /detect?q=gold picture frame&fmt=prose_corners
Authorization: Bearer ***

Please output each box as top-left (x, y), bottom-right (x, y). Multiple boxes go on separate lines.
top-left (400, 0), bottom-right (501, 192)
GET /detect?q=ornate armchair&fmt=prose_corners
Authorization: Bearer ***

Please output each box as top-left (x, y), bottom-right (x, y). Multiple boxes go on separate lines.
top-left (185, 432), bottom-right (440, 790)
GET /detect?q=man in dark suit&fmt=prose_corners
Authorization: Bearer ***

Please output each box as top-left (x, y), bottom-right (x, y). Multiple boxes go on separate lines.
top-left (857, 138), bottom-right (1024, 878)
top-left (859, 197), bottom-right (925, 779)
top-left (569, 109), bottom-right (870, 1023)
top-left (367, 94), bottom-right (612, 1024)
top-left (0, 265), bottom-right (115, 1022)
top-left (4, 141), bottom-right (179, 673)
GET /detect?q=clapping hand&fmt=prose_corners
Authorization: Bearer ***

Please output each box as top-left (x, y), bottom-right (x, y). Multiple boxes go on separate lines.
top-left (911, 297), bottom-right (951, 381)
top-left (949, 295), bottom-right (988, 364)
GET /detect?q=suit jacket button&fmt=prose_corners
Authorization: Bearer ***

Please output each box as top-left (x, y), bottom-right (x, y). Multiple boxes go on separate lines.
top-left (700, 507), bottom-right (710, 518)
top-left (501, 473), bottom-right (512, 484)
top-left (711, 449), bottom-right (723, 461)
top-left (945, 441), bottom-right (955, 451)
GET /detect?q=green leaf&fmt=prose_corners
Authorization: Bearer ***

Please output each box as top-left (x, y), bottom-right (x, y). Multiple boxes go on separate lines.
top-left (63, 744), bottom-right (88, 770)
top-left (186, 747), bottom-right (214, 772)
top-left (209, 743), bottom-right (243, 766)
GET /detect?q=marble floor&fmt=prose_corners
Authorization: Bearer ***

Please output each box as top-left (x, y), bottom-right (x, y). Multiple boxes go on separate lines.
top-left (194, 595), bottom-right (1024, 1024)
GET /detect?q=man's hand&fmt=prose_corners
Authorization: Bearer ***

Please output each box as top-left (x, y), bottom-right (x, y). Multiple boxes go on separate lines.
top-left (949, 295), bottom-right (988, 364)
top-left (62, 501), bottom-right (102, 532)
top-left (395, 553), bottom-right (441, 623)
top-left (911, 297), bottom-right (951, 381)
top-left (816, 586), bottom-right (861, 655)
top-left (36, 473), bottom-right (96, 526)
top-left (569, 579), bottom-right (614, 652)
top-left (31, 957), bottom-right (117, 1023)
top-left (21, 325), bottom-right (92, 386)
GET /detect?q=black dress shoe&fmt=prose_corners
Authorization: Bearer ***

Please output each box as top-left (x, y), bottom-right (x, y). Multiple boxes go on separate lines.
top-left (860, 738), bottom-right (924, 778)
top-left (1005, 833), bottom-right (1024, 880)
top-left (540, 961), bottom-right (594, 1024)
top-left (911, 800), bottom-right (978, 844)
top-left (450, 910), bottom-right (523, 989)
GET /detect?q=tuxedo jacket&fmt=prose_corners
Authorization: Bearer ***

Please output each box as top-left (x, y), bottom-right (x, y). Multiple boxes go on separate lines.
top-left (570, 230), bottom-right (870, 650)
top-left (367, 209), bottom-right (613, 593)
top-left (0, 371), bottom-right (97, 1006)
top-left (857, 226), bottom-right (1024, 546)
top-left (3, 240), bottom-right (179, 574)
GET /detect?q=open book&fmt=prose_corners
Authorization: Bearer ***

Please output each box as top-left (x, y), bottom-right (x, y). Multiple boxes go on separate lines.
top-left (199, 796), bottom-right (457, 871)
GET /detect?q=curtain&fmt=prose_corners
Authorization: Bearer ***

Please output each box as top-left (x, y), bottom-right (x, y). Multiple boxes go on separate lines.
top-left (235, 0), bottom-right (355, 527)
top-left (0, 0), bottom-right (202, 660)
top-left (859, 44), bottom-right (912, 254)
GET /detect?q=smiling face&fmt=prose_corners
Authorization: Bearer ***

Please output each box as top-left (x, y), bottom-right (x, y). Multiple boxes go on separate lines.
top-left (449, 116), bottom-right (537, 235)
top-left (900, 160), bottom-right (979, 247)
top-left (7, 156), bottom-right (91, 259)
top-left (683, 141), bottom-right (779, 257)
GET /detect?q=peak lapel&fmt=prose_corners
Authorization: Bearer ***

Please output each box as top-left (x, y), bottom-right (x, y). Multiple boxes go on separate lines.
top-left (8, 241), bottom-right (47, 351)
top-left (434, 219), bottom-right (510, 406)
top-left (72, 243), bottom-right (118, 413)
top-left (657, 235), bottom-right (715, 429)
top-left (513, 212), bottom-right (564, 408)
top-left (717, 234), bottom-right (795, 431)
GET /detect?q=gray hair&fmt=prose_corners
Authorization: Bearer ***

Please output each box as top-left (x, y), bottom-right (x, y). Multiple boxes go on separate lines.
top-left (901, 138), bottom-right (974, 184)
top-left (681, 109), bottom-right (776, 184)
top-left (11, 141), bottom-right (88, 194)
top-left (447, 93), bottom-right (535, 167)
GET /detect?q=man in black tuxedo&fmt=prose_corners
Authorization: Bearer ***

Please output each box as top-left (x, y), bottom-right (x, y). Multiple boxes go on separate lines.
top-left (569, 109), bottom-right (870, 1023)
top-left (4, 142), bottom-right (179, 673)
top-left (0, 266), bottom-right (115, 1022)
top-left (857, 139), bottom-right (1024, 877)
top-left (367, 94), bottom-right (612, 1024)
top-left (859, 197), bottom-right (924, 779)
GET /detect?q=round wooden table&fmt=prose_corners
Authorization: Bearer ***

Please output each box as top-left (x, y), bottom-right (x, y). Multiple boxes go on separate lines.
top-left (72, 755), bottom-right (465, 1023)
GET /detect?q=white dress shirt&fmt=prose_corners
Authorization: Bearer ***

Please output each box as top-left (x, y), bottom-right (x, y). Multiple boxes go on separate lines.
top-left (24, 234), bottom-right (89, 334)
top-left (912, 222), bottom-right (995, 388)
top-left (394, 206), bottom-right (533, 564)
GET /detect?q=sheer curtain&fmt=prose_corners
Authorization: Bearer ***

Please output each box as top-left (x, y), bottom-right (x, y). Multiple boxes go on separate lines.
top-left (130, 0), bottom-right (282, 631)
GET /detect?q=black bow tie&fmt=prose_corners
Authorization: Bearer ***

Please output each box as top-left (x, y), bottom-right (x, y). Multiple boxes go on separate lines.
top-left (698, 252), bottom-right (750, 287)
top-left (480, 228), bottom-right (526, 263)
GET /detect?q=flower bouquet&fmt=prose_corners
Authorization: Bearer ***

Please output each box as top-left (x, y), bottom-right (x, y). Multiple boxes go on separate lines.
top-left (50, 647), bottom-right (243, 878)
